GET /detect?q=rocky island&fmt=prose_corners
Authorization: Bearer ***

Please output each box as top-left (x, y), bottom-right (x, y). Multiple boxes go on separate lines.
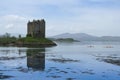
top-left (0, 19), bottom-right (57, 47)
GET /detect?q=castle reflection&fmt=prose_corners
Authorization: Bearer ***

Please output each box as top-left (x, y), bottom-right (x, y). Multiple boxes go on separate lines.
top-left (26, 48), bottom-right (45, 71)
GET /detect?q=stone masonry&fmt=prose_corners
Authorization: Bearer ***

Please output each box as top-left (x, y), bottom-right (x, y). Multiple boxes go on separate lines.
top-left (27, 19), bottom-right (45, 38)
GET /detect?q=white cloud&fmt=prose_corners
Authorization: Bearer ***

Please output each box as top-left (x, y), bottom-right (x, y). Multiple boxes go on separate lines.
top-left (5, 24), bottom-right (14, 29)
top-left (0, 15), bottom-right (28, 34)
top-left (2, 15), bottom-right (26, 22)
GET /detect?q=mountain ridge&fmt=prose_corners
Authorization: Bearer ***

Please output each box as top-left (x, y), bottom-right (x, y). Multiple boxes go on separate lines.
top-left (51, 33), bottom-right (120, 41)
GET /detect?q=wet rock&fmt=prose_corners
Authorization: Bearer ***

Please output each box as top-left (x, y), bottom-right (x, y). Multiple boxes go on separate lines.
top-left (0, 56), bottom-right (26, 60)
top-left (19, 68), bottom-right (29, 73)
top-left (66, 78), bottom-right (76, 80)
top-left (59, 70), bottom-right (68, 74)
top-left (88, 45), bottom-right (94, 48)
top-left (81, 70), bottom-right (95, 75)
top-left (46, 75), bottom-right (61, 78)
top-left (71, 71), bottom-right (77, 73)
top-left (66, 68), bottom-right (71, 69)
top-left (0, 70), bottom-right (13, 71)
top-left (0, 75), bottom-right (13, 79)
top-left (103, 59), bottom-right (120, 66)
top-left (95, 54), bottom-right (120, 66)
top-left (104, 46), bottom-right (113, 48)
top-left (49, 58), bottom-right (80, 63)
top-left (16, 67), bottom-right (29, 73)
top-left (49, 67), bottom-right (57, 69)
top-left (51, 75), bottom-right (61, 78)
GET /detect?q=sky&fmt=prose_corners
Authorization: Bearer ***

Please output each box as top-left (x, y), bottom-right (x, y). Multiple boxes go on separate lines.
top-left (0, 0), bottom-right (120, 37)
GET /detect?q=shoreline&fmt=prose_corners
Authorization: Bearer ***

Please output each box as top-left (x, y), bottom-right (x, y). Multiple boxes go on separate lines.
top-left (0, 42), bottom-right (57, 47)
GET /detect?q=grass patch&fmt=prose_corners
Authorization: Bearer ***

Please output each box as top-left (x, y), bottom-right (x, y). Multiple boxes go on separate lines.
top-left (18, 37), bottom-right (54, 44)
top-left (0, 37), bottom-right (17, 44)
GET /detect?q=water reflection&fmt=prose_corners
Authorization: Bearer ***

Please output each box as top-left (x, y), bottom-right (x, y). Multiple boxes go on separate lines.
top-left (0, 42), bottom-right (120, 80)
top-left (27, 48), bottom-right (45, 71)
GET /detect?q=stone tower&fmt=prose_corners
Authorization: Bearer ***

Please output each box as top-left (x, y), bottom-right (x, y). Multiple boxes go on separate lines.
top-left (27, 19), bottom-right (45, 38)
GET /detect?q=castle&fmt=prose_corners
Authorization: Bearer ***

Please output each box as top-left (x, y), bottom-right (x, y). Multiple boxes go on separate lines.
top-left (27, 19), bottom-right (45, 38)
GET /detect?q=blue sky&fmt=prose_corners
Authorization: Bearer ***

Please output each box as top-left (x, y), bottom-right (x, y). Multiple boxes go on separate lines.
top-left (0, 0), bottom-right (120, 36)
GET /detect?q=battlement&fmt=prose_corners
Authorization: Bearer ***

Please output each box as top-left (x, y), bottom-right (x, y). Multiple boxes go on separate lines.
top-left (28, 19), bottom-right (45, 23)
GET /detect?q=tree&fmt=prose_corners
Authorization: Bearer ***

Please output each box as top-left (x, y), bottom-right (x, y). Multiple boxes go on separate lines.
top-left (3, 33), bottom-right (11, 38)
top-left (19, 34), bottom-right (21, 39)
top-left (26, 34), bottom-right (32, 37)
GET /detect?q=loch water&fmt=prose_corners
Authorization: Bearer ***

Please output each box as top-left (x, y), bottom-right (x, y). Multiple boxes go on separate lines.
top-left (0, 41), bottom-right (120, 80)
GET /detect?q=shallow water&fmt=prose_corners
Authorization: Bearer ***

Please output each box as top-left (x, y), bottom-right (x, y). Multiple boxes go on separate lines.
top-left (0, 41), bottom-right (120, 80)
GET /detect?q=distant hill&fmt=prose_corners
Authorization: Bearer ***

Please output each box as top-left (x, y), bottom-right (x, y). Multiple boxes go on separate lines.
top-left (51, 33), bottom-right (120, 41)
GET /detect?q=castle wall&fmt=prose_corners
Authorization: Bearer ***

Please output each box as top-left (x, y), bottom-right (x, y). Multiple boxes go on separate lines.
top-left (39, 19), bottom-right (45, 38)
top-left (27, 19), bottom-right (45, 38)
